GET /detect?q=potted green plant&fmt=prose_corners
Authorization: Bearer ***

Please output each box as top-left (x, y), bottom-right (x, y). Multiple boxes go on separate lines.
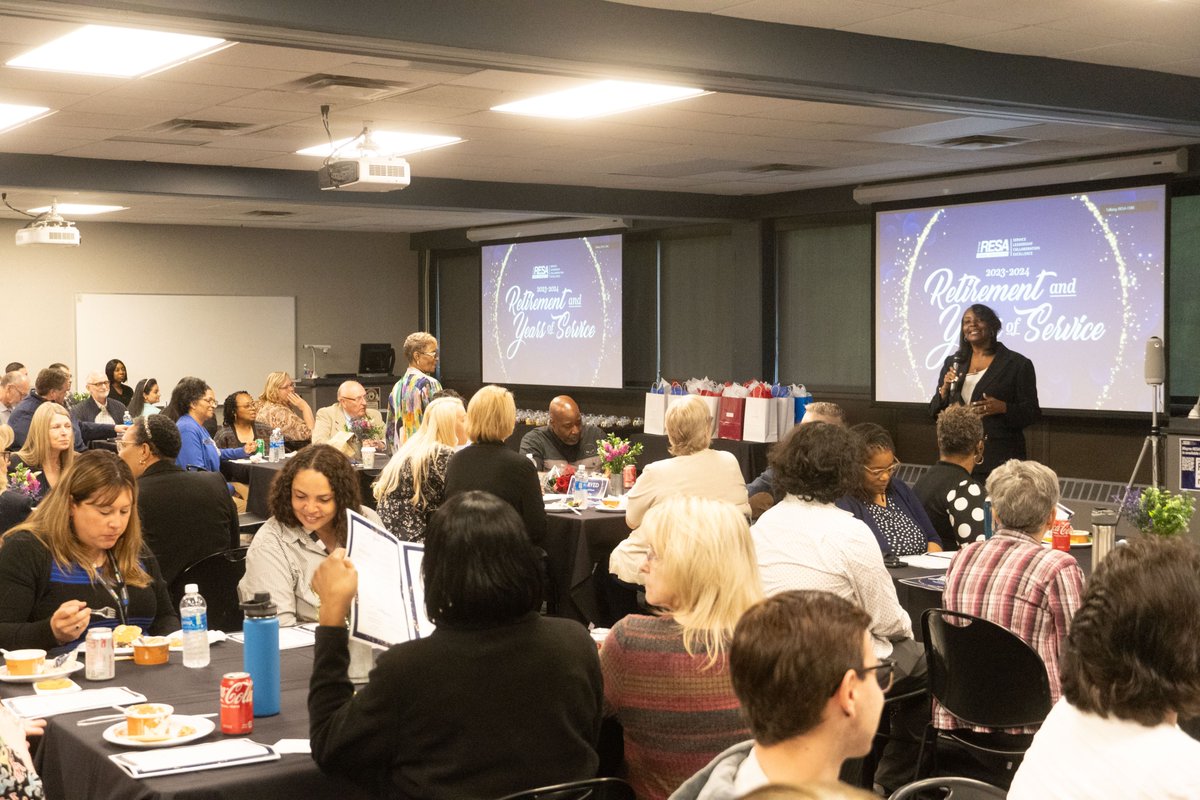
top-left (1123, 487), bottom-right (1196, 537)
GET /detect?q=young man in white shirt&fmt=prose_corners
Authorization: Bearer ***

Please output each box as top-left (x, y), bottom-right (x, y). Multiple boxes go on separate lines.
top-left (670, 591), bottom-right (887, 800)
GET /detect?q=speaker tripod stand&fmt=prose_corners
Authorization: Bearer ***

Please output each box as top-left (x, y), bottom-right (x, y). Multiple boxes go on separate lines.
top-left (1122, 384), bottom-right (1163, 513)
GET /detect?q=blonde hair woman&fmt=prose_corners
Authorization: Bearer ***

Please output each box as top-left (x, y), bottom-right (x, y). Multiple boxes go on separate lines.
top-left (256, 371), bottom-right (315, 441)
top-left (608, 394), bottom-right (750, 584)
top-left (12, 403), bottom-right (76, 502)
top-left (0, 450), bottom-right (178, 652)
top-left (443, 385), bottom-right (546, 545)
top-left (374, 397), bottom-right (463, 542)
top-left (601, 495), bottom-right (762, 800)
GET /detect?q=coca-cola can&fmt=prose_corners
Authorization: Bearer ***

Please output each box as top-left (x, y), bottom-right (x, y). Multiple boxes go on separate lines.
top-left (220, 672), bottom-right (254, 734)
top-left (622, 464), bottom-right (636, 489)
top-left (85, 628), bottom-right (115, 681)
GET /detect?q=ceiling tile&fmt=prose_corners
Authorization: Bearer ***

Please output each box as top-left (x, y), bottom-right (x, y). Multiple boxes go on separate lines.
top-left (840, 9), bottom-right (1023, 43)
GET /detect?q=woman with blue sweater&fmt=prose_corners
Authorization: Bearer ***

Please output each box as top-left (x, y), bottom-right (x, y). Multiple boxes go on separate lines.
top-left (165, 377), bottom-right (253, 474)
top-left (836, 422), bottom-right (941, 556)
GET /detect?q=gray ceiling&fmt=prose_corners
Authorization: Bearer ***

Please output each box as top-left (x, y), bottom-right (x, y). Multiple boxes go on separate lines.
top-left (1, 0), bottom-right (1198, 233)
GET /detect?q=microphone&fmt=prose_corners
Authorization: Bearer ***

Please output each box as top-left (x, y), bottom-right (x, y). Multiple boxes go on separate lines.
top-left (947, 349), bottom-right (969, 405)
top-left (1144, 337), bottom-right (1165, 386)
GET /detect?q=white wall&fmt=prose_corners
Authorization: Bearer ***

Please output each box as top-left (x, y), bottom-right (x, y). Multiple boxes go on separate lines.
top-left (0, 220), bottom-right (418, 393)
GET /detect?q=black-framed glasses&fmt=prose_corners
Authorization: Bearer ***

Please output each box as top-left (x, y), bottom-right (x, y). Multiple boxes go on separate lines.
top-left (856, 658), bottom-right (896, 692)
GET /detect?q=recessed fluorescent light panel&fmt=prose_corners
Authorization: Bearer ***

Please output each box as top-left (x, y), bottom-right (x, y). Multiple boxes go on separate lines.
top-left (28, 203), bottom-right (127, 215)
top-left (296, 131), bottom-right (463, 157)
top-left (491, 80), bottom-right (709, 119)
top-left (0, 103), bottom-right (52, 134)
top-left (6, 25), bottom-right (228, 78)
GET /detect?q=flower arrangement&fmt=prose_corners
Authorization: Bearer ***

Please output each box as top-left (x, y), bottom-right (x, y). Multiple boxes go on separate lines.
top-left (544, 464), bottom-right (576, 494)
top-left (596, 433), bottom-right (643, 475)
top-left (7, 464), bottom-right (41, 501)
top-left (68, 390), bottom-right (89, 407)
top-left (345, 417), bottom-right (383, 442)
top-left (1121, 486), bottom-right (1195, 536)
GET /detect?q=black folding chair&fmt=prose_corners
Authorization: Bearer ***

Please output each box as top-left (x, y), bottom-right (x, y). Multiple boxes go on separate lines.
top-left (494, 777), bottom-right (635, 800)
top-left (169, 547), bottom-right (249, 633)
top-left (889, 775), bottom-right (1007, 799)
top-left (918, 609), bottom-right (1053, 784)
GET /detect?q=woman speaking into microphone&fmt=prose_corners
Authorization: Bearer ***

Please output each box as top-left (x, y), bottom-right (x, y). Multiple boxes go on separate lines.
top-left (930, 304), bottom-right (1040, 479)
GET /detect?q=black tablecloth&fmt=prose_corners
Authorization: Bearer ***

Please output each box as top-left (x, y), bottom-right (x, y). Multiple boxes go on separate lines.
top-left (8, 642), bottom-right (371, 800)
top-left (544, 509), bottom-right (631, 624)
top-left (890, 544), bottom-right (1096, 642)
top-left (629, 434), bottom-right (770, 483)
top-left (241, 458), bottom-right (388, 519)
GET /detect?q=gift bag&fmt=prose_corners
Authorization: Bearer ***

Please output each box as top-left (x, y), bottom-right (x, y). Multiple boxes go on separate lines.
top-left (773, 396), bottom-right (795, 436)
top-left (698, 395), bottom-right (719, 437)
top-left (644, 379), bottom-right (670, 436)
top-left (717, 396), bottom-right (745, 440)
top-left (743, 396), bottom-right (779, 442)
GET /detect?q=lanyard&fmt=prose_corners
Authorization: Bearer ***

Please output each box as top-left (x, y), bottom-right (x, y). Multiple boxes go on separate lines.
top-left (97, 552), bottom-right (130, 626)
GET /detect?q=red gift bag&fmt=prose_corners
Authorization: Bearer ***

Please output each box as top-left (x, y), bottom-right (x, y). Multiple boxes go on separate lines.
top-left (717, 396), bottom-right (745, 440)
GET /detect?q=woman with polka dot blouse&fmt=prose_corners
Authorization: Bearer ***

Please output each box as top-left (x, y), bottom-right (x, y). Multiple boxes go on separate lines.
top-left (836, 423), bottom-right (942, 557)
top-left (913, 405), bottom-right (988, 550)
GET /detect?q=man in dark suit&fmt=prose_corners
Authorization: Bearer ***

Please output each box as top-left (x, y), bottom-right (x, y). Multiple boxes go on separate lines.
top-left (70, 370), bottom-right (131, 446)
top-left (119, 415), bottom-right (240, 587)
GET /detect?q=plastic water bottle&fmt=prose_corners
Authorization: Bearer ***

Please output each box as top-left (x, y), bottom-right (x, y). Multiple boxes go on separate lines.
top-left (572, 465), bottom-right (589, 507)
top-left (122, 409), bottom-right (133, 426)
top-left (179, 583), bottom-right (210, 668)
top-left (241, 592), bottom-right (280, 717)
top-left (268, 427), bottom-right (284, 463)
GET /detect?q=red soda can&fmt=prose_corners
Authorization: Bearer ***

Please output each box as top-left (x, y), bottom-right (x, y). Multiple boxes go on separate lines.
top-left (1051, 520), bottom-right (1072, 552)
top-left (220, 672), bottom-right (254, 734)
top-left (622, 464), bottom-right (636, 490)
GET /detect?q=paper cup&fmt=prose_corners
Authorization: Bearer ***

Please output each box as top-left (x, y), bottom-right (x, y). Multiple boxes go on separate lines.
top-left (125, 703), bottom-right (173, 737)
top-left (132, 636), bottom-right (170, 665)
top-left (361, 446), bottom-right (376, 469)
top-left (4, 649), bottom-right (46, 676)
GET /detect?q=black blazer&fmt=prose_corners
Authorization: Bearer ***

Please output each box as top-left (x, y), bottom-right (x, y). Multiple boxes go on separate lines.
top-left (443, 441), bottom-right (547, 545)
top-left (136, 460), bottom-right (240, 587)
top-left (930, 341), bottom-right (1040, 475)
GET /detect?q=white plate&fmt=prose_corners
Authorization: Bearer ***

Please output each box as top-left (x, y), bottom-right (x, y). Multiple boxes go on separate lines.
top-left (542, 493), bottom-right (568, 503)
top-left (102, 715), bottom-right (215, 749)
top-left (114, 630), bottom-right (228, 656)
top-left (594, 504), bottom-right (626, 513)
top-left (545, 501), bottom-right (579, 513)
top-left (0, 660), bottom-right (85, 683)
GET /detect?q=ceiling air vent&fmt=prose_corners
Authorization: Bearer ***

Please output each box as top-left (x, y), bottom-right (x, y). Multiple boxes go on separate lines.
top-left (145, 119), bottom-right (264, 137)
top-left (284, 73), bottom-right (414, 101)
top-left (739, 163), bottom-right (819, 175)
top-left (918, 135), bottom-right (1030, 150)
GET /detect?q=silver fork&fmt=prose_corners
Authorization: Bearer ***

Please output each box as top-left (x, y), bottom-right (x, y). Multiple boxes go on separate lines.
top-left (90, 607), bottom-right (118, 620)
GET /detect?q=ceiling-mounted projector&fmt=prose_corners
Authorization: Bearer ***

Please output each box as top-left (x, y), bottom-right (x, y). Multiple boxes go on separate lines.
top-left (14, 205), bottom-right (80, 247)
top-left (318, 156), bottom-right (411, 192)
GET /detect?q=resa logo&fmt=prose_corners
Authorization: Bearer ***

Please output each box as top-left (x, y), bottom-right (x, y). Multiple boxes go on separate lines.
top-left (976, 239), bottom-right (1009, 258)
top-left (531, 265), bottom-right (549, 278)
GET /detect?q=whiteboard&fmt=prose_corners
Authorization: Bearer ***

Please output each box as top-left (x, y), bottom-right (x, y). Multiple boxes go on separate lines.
top-left (75, 294), bottom-right (295, 411)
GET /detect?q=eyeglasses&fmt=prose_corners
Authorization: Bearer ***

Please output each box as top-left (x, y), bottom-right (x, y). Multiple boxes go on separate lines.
top-left (420, 350), bottom-right (439, 359)
top-left (339, 395), bottom-right (367, 403)
top-left (864, 459), bottom-right (901, 478)
top-left (201, 397), bottom-right (218, 406)
top-left (88, 381), bottom-right (109, 388)
top-left (115, 439), bottom-right (138, 453)
top-left (856, 658), bottom-right (896, 692)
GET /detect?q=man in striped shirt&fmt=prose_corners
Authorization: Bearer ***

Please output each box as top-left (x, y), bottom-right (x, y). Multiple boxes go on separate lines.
top-left (938, 459), bottom-right (1085, 736)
